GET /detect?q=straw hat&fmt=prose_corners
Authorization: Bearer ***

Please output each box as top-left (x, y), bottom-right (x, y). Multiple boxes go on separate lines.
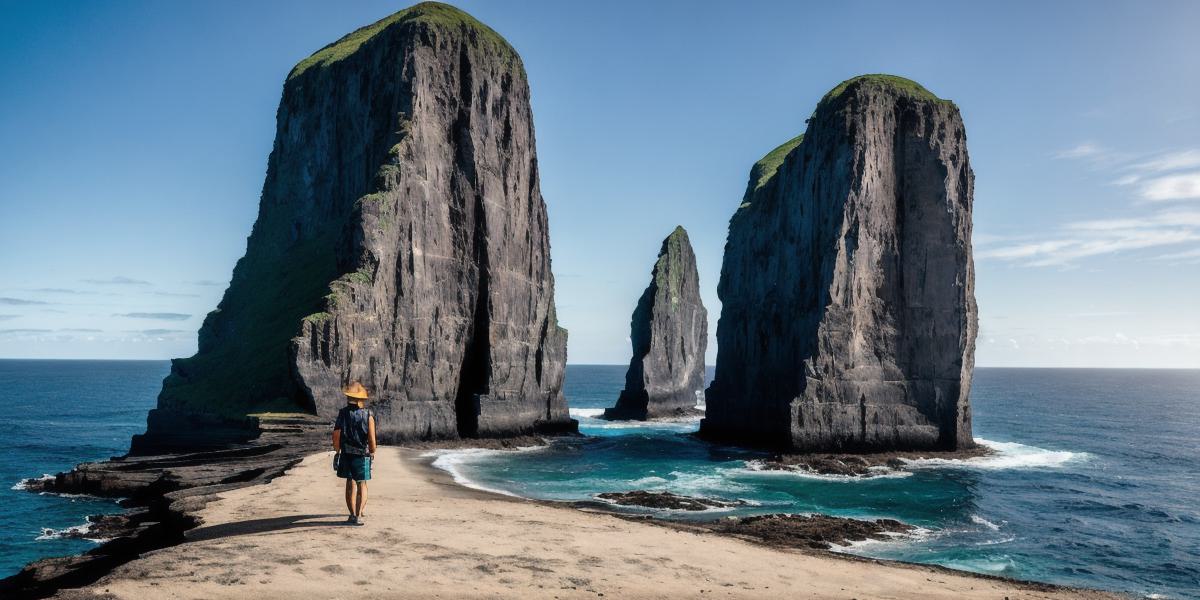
top-left (343, 381), bottom-right (369, 400)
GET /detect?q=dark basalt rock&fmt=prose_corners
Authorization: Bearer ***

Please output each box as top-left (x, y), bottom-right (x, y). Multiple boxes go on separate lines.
top-left (702, 75), bottom-right (978, 452)
top-left (595, 490), bottom-right (744, 511)
top-left (754, 446), bottom-right (991, 477)
top-left (2, 416), bottom-right (327, 599)
top-left (707, 513), bottom-right (914, 550)
top-left (133, 2), bottom-right (573, 450)
top-left (605, 226), bottom-right (707, 420)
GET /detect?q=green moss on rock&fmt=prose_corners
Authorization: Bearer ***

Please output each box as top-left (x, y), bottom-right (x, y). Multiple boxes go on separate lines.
top-left (289, 2), bottom-right (515, 81)
top-left (655, 226), bottom-right (691, 305)
top-left (750, 133), bottom-right (804, 193)
top-left (303, 312), bottom-right (331, 324)
top-left (821, 74), bottom-right (948, 105)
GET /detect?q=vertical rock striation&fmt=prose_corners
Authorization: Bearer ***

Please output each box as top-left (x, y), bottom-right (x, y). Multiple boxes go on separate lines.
top-left (701, 75), bottom-right (977, 452)
top-left (605, 226), bottom-right (708, 420)
top-left (135, 2), bottom-right (573, 451)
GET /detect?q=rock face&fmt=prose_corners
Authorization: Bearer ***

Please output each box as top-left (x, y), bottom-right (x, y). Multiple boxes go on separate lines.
top-left (605, 227), bottom-right (707, 420)
top-left (701, 75), bottom-right (977, 452)
top-left (136, 2), bottom-right (573, 451)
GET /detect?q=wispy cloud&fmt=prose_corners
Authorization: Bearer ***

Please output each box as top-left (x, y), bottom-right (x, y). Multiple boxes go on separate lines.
top-left (1130, 150), bottom-right (1200, 173)
top-left (1058, 145), bottom-right (1200, 203)
top-left (0, 328), bottom-right (53, 335)
top-left (32, 287), bottom-right (86, 294)
top-left (1054, 143), bottom-right (1106, 160)
top-left (135, 328), bottom-right (186, 335)
top-left (83, 276), bottom-right (151, 285)
top-left (114, 312), bottom-right (191, 321)
top-left (59, 328), bottom-right (103, 333)
top-left (190, 279), bottom-right (223, 286)
top-left (1140, 173), bottom-right (1200, 202)
top-left (148, 291), bottom-right (201, 298)
top-left (978, 209), bottom-right (1200, 267)
top-left (0, 297), bottom-right (51, 306)
top-left (0, 315), bottom-right (19, 321)
top-left (1154, 247), bottom-right (1200, 262)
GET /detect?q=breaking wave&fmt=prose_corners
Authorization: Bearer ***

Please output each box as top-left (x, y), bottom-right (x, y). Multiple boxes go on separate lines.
top-left (904, 438), bottom-right (1089, 471)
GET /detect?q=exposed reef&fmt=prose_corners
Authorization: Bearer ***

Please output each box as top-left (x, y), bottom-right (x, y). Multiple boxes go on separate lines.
top-left (605, 226), bottom-right (708, 420)
top-left (702, 74), bottom-right (977, 452)
top-left (706, 513), bottom-right (915, 551)
top-left (595, 490), bottom-right (744, 511)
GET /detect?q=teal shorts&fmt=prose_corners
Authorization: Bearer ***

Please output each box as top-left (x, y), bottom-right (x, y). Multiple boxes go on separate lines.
top-left (337, 454), bottom-right (371, 481)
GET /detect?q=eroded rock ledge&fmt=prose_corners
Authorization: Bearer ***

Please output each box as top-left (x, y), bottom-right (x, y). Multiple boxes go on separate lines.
top-left (0, 416), bottom-right (326, 600)
top-left (706, 513), bottom-right (915, 551)
top-left (755, 446), bottom-right (993, 477)
top-left (596, 490), bottom-right (745, 511)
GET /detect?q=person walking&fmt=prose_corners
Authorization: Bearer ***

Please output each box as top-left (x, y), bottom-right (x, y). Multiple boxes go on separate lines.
top-left (332, 381), bottom-right (376, 526)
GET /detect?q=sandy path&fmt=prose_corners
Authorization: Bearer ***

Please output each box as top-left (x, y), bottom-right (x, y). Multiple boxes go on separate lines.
top-left (60, 447), bottom-right (1117, 600)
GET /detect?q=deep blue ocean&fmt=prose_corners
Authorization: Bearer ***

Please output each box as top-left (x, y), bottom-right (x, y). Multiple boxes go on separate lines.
top-left (0, 360), bottom-right (164, 578)
top-left (2, 360), bottom-right (1198, 598)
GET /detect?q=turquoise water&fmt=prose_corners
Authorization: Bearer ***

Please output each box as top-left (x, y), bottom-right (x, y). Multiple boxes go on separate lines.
top-left (433, 366), bottom-right (1200, 600)
top-left (3, 361), bottom-right (1198, 598)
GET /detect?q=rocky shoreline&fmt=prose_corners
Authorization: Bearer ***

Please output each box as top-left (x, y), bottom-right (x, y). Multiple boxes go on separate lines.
top-left (752, 446), bottom-right (994, 477)
top-left (0, 415), bottom-right (328, 600)
top-left (594, 490), bottom-right (747, 511)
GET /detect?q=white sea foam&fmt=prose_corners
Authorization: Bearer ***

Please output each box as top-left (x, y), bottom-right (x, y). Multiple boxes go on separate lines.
top-left (736, 460), bottom-right (913, 482)
top-left (904, 438), bottom-right (1089, 471)
top-left (569, 408), bottom-right (606, 419)
top-left (423, 445), bottom-right (546, 498)
top-left (831, 525), bottom-right (935, 552)
top-left (662, 470), bottom-right (751, 495)
top-left (569, 407), bottom-right (703, 430)
top-left (974, 536), bottom-right (1016, 546)
top-left (970, 514), bottom-right (1001, 531)
top-left (12, 474), bottom-right (54, 491)
top-left (36, 517), bottom-right (110, 543)
top-left (581, 419), bottom-right (700, 432)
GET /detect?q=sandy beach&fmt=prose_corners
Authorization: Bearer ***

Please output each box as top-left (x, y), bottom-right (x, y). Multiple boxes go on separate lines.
top-left (52, 447), bottom-right (1119, 600)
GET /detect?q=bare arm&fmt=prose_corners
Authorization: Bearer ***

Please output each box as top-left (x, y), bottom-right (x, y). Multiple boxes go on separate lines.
top-left (368, 415), bottom-right (377, 456)
top-left (332, 428), bottom-right (342, 452)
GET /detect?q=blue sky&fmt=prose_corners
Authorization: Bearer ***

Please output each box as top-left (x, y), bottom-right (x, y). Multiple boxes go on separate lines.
top-left (1, 0), bottom-right (1198, 367)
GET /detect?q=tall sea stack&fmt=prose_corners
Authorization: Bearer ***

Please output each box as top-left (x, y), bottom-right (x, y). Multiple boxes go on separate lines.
top-left (134, 2), bottom-right (574, 451)
top-left (701, 75), bottom-right (977, 452)
top-left (605, 226), bottom-right (707, 420)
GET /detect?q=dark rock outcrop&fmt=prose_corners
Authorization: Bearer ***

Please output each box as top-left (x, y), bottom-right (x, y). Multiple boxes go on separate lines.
top-left (1, 417), bottom-right (326, 599)
top-left (605, 226), bottom-right (707, 420)
top-left (706, 513), bottom-right (914, 550)
top-left (595, 490), bottom-right (744, 511)
top-left (137, 2), bottom-right (573, 450)
top-left (753, 446), bottom-right (990, 477)
top-left (702, 75), bottom-right (977, 452)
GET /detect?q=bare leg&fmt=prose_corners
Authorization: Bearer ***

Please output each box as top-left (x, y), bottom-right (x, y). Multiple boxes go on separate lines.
top-left (344, 478), bottom-right (356, 516)
top-left (355, 481), bottom-right (368, 517)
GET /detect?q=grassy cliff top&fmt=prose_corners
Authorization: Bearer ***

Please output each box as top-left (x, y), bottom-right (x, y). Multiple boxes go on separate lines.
top-left (750, 133), bottom-right (804, 193)
top-left (820, 74), bottom-right (948, 105)
top-left (288, 2), bottom-right (514, 81)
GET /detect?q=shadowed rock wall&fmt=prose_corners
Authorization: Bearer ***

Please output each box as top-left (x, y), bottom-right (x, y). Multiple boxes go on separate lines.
top-left (701, 75), bottom-right (977, 452)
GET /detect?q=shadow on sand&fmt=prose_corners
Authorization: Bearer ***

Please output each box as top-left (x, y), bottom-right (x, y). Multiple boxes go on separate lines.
top-left (186, 514), bottom-right (349, 542)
